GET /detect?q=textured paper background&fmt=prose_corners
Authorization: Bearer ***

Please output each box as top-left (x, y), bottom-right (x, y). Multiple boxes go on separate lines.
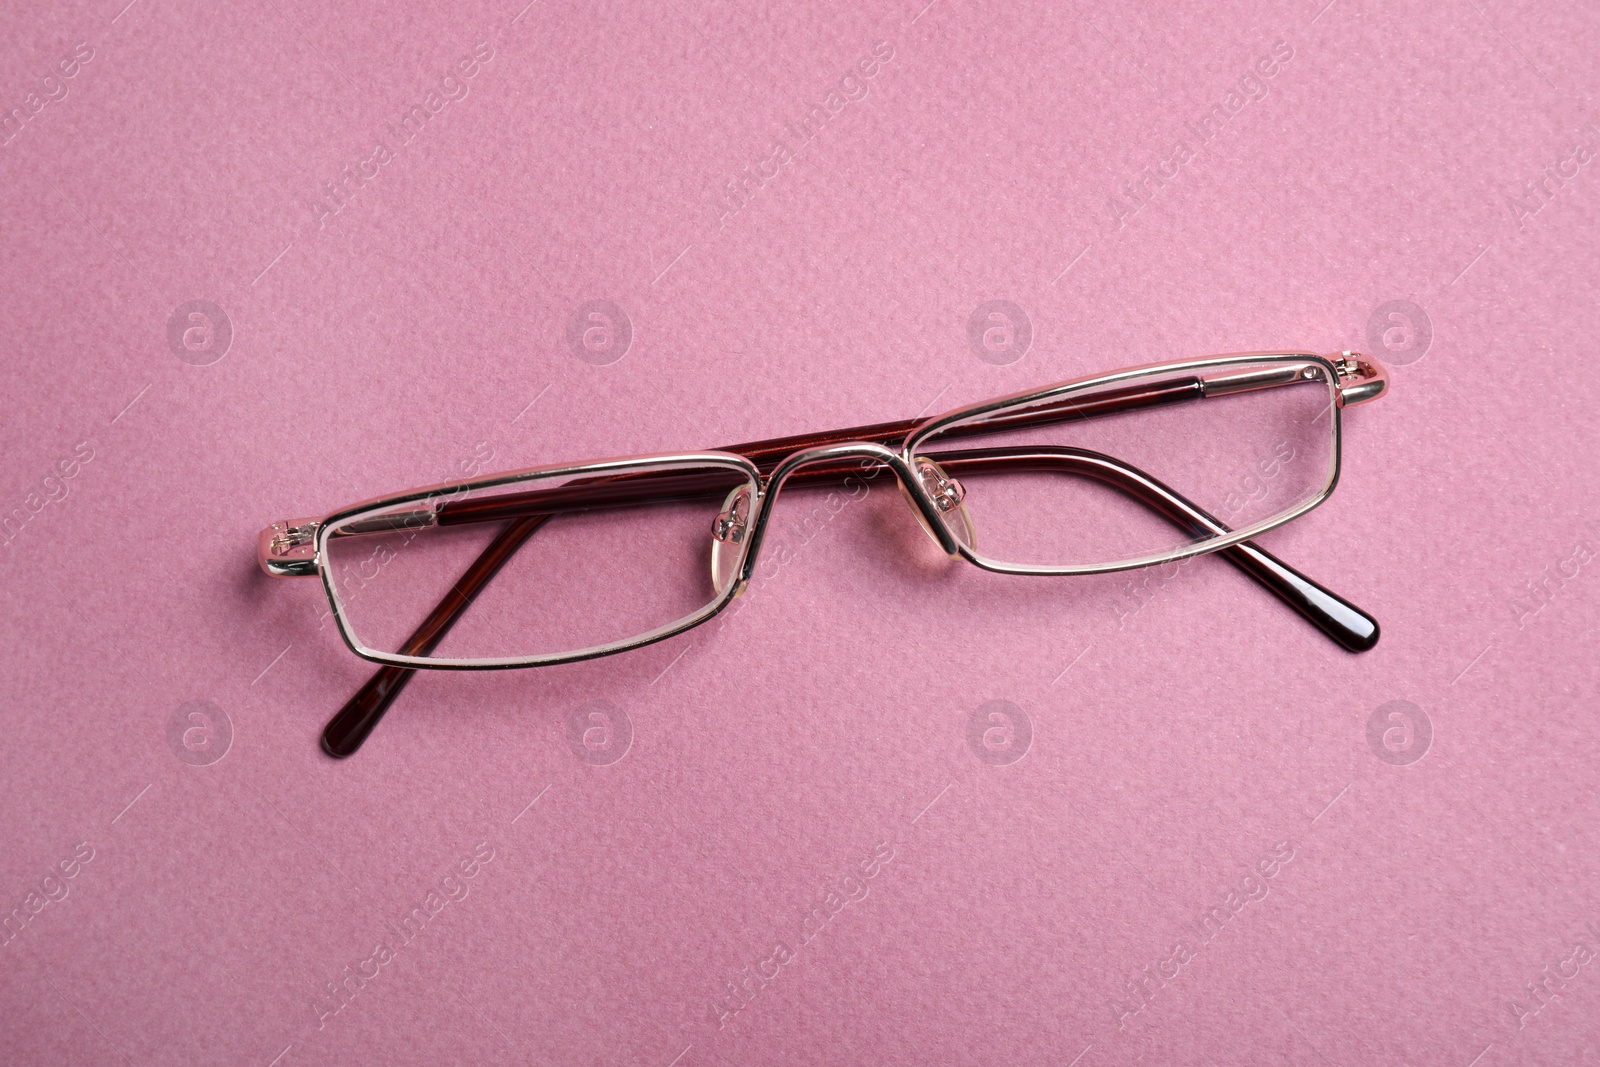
top-left (2, 0), bottom-right (1598, 1064)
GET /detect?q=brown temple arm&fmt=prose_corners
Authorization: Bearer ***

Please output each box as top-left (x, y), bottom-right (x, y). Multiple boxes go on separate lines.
top-left (724, 373), bottom-right (1211, 472)
top-left (313, 376), bottom-right (1215, 544)
top-left (439, 446), bottom-right (1379, 655)
top-left (322, 515), bottom-right (551, 757)
top-left (321, 440), bottom-right (1378, 757)
top-left (415, 374), bottom-right (1216, 526)
top-left (283, 359), bottom-right (1383, 567)
top-left (931, 447), bottom-right (1377, 651)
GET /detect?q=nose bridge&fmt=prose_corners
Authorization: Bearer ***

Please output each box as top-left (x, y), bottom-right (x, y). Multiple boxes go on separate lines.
top-left (764, 439), bottom-right (905, 489)
top-left (745, 440), bottom-right (962, 560)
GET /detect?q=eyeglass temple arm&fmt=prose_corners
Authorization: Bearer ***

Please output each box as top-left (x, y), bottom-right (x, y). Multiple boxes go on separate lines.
top-left (320, 445), bottom-right (1377, 757)
top-left (321, 514), bottom-right (549, 757)
top-left (373, 363), bottom-right (1373, 528)
top-left (720, 375), bottom-right (1206, 472)
top-left (267, 357), bottom-right (1389, 565)
top-left (721, 354), bottom-right (1387, 472)
top-left (339, 373), bottom-right (1264, 530)
top-left (928, 447), bottom-right (1378, 652)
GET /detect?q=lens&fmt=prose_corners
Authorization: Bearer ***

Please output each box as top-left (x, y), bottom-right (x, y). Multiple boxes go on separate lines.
top-left (321, 462), bottom-right (755, 664)
top-left (913, 357), bottom-right (1338, 569)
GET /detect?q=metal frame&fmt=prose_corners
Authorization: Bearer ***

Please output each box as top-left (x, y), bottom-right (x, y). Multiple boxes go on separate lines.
top-left (317, 453), bottom-right (762, 670)
top-left (261, 350), bottom-right (1388, 676)
top-left (909, 351), bottom-right (1345, 575)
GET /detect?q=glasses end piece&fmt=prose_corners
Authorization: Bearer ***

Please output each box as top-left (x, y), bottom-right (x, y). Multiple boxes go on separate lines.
top-left (1332, 351), bottom-right (1389, 407)
top-left (260, 518), bottom-right (321, 577)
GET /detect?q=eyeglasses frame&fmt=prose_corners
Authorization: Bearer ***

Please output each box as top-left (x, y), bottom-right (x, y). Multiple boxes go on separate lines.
top-left (264, 350), bottom-right (1386, 675)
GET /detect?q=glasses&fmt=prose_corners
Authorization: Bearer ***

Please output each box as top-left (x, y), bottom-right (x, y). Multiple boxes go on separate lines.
top-left (259, 351), bottom-right (1389, 757)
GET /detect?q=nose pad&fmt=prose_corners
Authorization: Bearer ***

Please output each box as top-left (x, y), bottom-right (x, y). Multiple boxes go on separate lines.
top-left (901, 457), bottom-right (977, 554)
top-left (710, 485), bottom-right (753, 595)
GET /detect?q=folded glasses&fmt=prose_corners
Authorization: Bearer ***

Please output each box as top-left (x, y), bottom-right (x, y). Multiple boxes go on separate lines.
top-left (259, 351), bottom-right (1389, 757)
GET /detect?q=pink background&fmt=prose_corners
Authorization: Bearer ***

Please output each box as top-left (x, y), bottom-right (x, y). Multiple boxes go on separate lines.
top-left (3, 0), bottom-right (1599, 1063)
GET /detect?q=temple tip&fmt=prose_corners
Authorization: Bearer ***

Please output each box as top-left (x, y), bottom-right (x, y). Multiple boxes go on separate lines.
top-left (1222, 540), bottom-right (1381, 654)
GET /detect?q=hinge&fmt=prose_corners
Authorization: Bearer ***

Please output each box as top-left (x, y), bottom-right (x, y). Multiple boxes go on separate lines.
top-left (259, 519), bottom-right (320, 577)
top-left (1330, 350), bottom-right (1390, 407)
